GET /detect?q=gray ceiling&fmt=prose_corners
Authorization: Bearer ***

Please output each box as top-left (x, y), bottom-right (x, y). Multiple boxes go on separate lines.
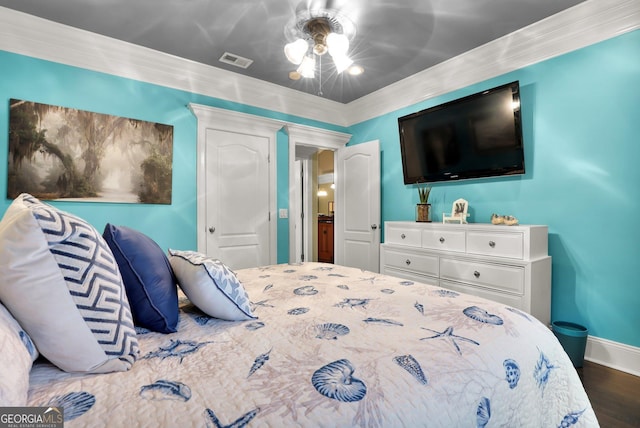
top-left (0, 0), bottom-right (586, 103)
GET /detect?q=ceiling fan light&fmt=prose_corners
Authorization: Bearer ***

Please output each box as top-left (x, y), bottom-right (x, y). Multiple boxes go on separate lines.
top-left (297, 55), bottom-right (316, 78)
top-left (332, 54), bottom-right (354, 74)
top-left (284, 39), bottom-right (308, 65)
top-left (326, 33), bottom-right (349, 57)
top-left (288, 71), bottom-right (302, 80)
top-left (347, 65), bottom-right (364, 76)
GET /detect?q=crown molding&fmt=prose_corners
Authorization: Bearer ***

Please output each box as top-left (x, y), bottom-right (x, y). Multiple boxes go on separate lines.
top-left (1, 1), bottom-right (638, 128)
top-left (0, 6), bottom-right (350, 127)
top-left (344, 0), bottom-right (640, 125)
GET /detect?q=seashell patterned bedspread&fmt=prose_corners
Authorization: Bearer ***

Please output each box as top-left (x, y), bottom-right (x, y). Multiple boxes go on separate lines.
top-left (27, 262), bottom-right (598, 427)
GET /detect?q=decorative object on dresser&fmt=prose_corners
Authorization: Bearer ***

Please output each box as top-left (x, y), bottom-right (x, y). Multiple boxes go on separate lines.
top-left (491, 213), bottom-right (519, 225)
top-left (442, 198), bottom-right (470, 224)
top-left (380, 221), bottom-right (551, 326)
top-left (415, 185), bottom-right (432, 222)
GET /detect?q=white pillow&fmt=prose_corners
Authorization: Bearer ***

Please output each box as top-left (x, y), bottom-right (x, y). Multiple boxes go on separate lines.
top-left (0, 194), bottom-right (139, 373)
top-left (0, 302), bottom-right (38, 405)
top-left (168, 249), bottom-right (256, 321)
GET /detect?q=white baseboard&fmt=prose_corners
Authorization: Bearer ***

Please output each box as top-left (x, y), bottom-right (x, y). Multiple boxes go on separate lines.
top-left (585, 335), bottom-right (640, 377)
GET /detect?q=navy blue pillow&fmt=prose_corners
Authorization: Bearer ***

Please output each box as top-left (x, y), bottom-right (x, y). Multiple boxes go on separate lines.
top-left (103, 224), bottom-right (178, 333)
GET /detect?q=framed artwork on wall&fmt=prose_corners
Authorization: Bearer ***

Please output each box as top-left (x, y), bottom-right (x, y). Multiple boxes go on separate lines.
top-left (7, 99), bottom-right (174, 204)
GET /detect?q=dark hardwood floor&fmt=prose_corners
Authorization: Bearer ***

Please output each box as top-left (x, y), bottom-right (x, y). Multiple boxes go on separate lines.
top-left (578, 361), bottom-right (640, 427)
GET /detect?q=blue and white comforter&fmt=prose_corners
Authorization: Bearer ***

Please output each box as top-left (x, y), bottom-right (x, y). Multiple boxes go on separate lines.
top-left (27, 262), bottom-right (598, 427)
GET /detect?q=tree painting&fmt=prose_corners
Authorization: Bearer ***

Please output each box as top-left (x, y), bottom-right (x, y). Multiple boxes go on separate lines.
top-left (7, 99), bottom-right (173, 204)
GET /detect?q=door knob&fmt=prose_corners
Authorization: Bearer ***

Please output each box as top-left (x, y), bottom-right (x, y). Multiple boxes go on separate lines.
top-left (371, 224), bottom-right (378, 230)
top-left (208, 227), bottom-right (215, 234)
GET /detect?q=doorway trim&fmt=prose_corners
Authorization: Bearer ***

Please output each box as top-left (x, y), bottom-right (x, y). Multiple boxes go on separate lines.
top-left (285, 124), bottom-right (351, 264)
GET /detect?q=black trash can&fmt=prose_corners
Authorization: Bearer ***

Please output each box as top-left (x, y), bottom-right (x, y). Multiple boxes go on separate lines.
top-left (551, 321), bottom-right (588, 368)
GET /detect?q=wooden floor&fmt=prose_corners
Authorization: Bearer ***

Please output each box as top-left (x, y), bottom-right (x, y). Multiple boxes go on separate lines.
top-left (578, 361), bottom-right (640, 427)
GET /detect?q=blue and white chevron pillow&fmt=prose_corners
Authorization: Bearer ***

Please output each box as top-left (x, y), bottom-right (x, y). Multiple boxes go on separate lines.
top-left (168, 249), bottom-right (256, 321)
top-left (0, 194), bottom-right (139, 373)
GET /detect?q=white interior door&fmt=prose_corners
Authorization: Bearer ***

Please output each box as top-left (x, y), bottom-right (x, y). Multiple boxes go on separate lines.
top-left (335, 140), bottom-right (381, 272)
top-left (204, 129), bottom-right (271, 269)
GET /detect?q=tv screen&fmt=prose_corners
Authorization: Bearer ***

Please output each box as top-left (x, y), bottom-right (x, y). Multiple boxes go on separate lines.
top-left (398, 81), bottom-right (525, 184)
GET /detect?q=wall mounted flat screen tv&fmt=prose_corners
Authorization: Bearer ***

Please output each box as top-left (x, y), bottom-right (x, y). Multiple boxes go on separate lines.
top-left (398, 81), bottom-right (525, 184)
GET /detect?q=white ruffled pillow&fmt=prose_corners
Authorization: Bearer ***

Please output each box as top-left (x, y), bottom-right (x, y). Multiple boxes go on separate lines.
top-left (0, 194), bottom-right (139, 373)
top-left (168, 250), bottom-right (256, 321)
top-left (0, 302), bottom-right (38, 405)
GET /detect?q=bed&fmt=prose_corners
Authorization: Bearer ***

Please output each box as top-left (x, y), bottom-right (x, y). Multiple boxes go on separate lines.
top-left (0, 194), bottom-right (598, 427)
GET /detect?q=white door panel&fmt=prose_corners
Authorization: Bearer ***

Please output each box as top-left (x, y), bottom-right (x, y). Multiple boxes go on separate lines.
top-left (336, 140), bottom-right (381, 272)
top-left (344, 241), bottom-right (372, 269)
top-left (205, 129), bottom-right (270, 270)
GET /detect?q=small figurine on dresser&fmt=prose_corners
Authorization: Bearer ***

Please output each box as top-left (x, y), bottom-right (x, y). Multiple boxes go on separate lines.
top-left (491, 214), bottom-right (519, 226)
top-left (442, 198), bottom-right (470, 224)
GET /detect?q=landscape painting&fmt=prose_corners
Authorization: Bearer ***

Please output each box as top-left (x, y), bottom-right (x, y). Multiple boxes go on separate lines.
top-left (7, 99), bottom-right (173, 204)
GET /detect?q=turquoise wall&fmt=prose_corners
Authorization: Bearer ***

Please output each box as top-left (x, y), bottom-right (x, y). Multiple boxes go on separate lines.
top-left (276, 129), bottom-right (290, 264)
top-left (0, 50), bottom-right (346, 261)
top-left (347, 30), bottom-right (640, 348)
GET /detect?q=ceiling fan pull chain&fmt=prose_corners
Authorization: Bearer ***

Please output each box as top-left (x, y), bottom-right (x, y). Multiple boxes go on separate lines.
top-left (318, 55), bottom-right (323, 97)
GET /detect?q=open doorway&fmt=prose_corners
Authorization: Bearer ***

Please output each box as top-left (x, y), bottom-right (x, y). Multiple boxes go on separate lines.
top-left (316, 150), bottom-right (334, 263)
top-left (293, 147), bottom-right (334, 264)
top-left (286, 124), bottom-right (350, 265)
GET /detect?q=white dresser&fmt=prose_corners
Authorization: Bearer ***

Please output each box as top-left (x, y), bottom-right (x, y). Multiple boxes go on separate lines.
top-left (380, 221), bottom-right (551, 325)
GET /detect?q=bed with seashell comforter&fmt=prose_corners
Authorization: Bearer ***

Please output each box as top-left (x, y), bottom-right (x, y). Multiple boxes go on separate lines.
top-left (25, 262), bottom-right (597, 427)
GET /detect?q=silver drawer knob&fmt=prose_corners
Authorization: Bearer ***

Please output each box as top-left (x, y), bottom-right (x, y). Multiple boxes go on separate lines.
top-left (401, 233), bottom-right (406, 239)
top-left (489, 241), bottom-right (496, 248)
top-left (473, 271), bottom-right (480, 278)
top-left (439, 237), bottom-right (445, 243)
top-left (405, 259), bottom-right (411, 265)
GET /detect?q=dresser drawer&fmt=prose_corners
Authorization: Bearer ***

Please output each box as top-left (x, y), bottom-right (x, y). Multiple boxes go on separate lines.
top-left (383, 267), bottom-right (438, 286)
top-left (467, 231), bottom-right (524, 259)
top-left (439, 280), bottom-right (524, 309)
top-left (422, 229), bottom-right (465, 252)
top-left (385, 225), bottom-right (422, 247)
top-left (440, 258), bottom-right (524, 295)
top-left (383, 247), bottom-right (438, 277)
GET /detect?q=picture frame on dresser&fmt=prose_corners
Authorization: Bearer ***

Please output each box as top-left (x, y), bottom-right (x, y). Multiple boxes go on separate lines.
top-left (380, 221), bottom-right (551, 326)
top-left (442, 198), bottom-right (470, 224)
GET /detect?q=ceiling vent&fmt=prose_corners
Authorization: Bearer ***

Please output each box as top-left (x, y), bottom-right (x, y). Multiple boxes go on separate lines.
top-left (219, 52), bottom-right (253, 69)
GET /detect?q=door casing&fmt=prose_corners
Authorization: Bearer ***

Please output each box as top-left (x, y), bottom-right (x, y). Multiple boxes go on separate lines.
top-left (191, 104), bottom-right (283, 267)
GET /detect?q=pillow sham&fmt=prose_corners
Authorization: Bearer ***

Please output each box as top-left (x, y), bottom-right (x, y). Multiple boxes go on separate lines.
top-left (168, 249), bottom-right (256, 321)
top-left (103, 224), bottom-right (178, 333)
top-left (0, 302), bottom-right (37, 405)
top-left (0, 193), bottom-right (138, 373)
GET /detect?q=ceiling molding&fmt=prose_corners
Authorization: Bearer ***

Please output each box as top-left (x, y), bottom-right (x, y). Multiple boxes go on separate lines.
top-left (0, 6), bottom-right (350, 127)
top-left (1, 1), bottom-right (638, 128)
top-left (344, 0), bottom-right (640, 125)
